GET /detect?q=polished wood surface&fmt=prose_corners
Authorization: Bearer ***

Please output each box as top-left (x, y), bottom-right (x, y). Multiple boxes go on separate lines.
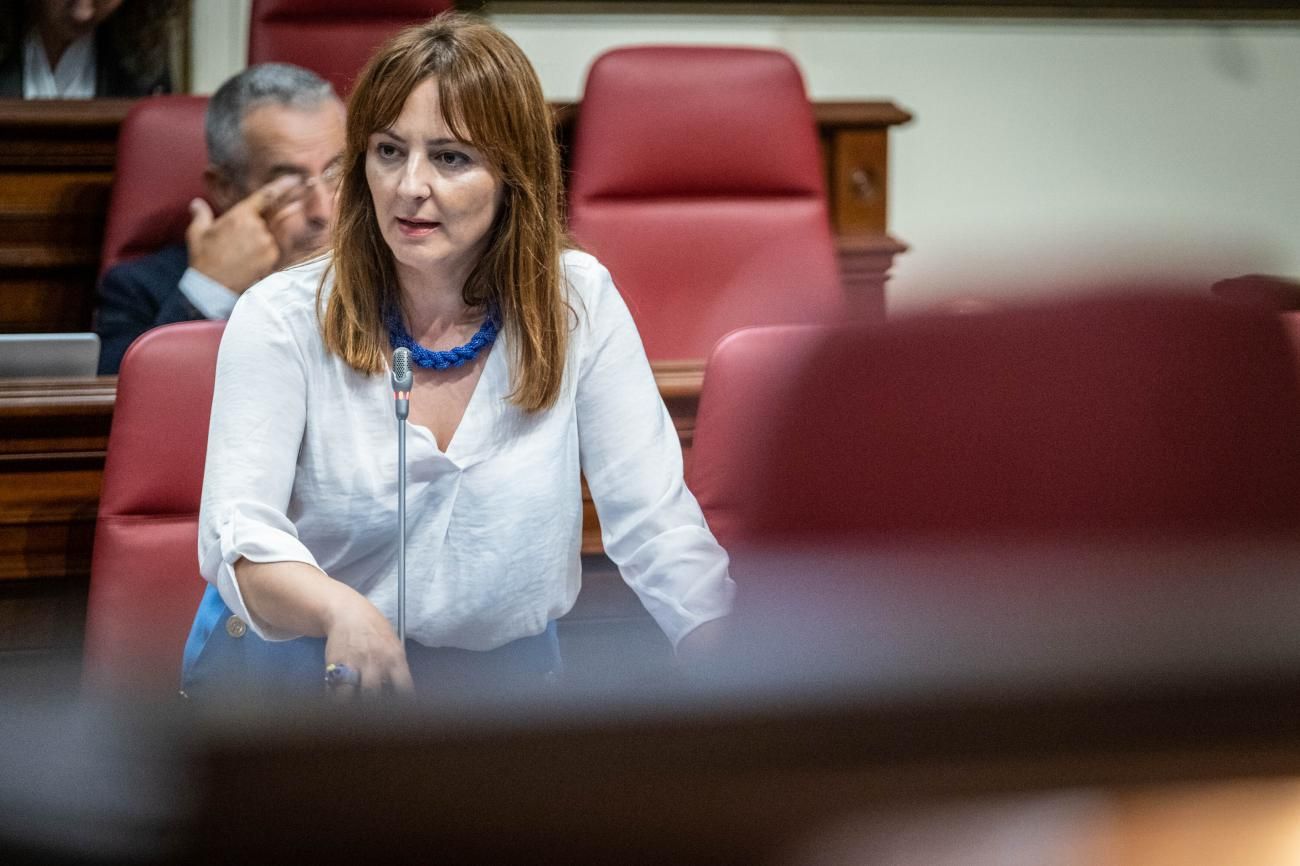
top-left (0, 100), bottom-right (129, 333)
top-left (0, 98), bottom-right (910, 336)
top-left (0, 377), bottom-right (115, 654)
top-left (0, 363), bottom-right (701, 656)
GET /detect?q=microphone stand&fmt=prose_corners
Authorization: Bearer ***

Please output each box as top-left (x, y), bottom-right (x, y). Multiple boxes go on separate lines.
top-left (397, 406), bottom-right (407, 645)
top-left (391, 349), bottom-right (412, 645)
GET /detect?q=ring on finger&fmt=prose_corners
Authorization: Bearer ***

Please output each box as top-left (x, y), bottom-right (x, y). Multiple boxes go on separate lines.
top-left (324, 662), bottom-right (361, 689)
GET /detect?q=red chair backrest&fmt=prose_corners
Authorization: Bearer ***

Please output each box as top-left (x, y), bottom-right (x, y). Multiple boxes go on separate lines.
top-left (690, 295), bottom-right (1300, 550)
top-left (83, 320), bottom-right (225, 695)
top-left (568, 46), bottom-right (843, 362)
top-left (248, 0), bottom-right (453, 96)
top-left (99, 95), bottom-right (208, 277)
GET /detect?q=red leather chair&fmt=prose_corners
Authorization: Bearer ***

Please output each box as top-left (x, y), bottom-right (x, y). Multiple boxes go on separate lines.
top-left (1212, 273), bottom-right (1300, 312)
top-left (99, 95), bottom-right (209, 277)
top-left (248, 0), bottom-right (453, 96)
top-left (568, 46), bottom-right (844, 362)
top-left (690, 295), bottom-right (1300, 551)
top-left (83, 320), bottom-right (225, 695)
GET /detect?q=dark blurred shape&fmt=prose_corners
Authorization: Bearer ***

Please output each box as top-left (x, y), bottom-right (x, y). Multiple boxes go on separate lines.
top-left (690, 292), bottom-right (1300, 547)
top-left (247, 0), bottom-right (454, 96)
top-left (0, 700), bottom-right (187, 865)
top-left (82, 320), bottom-right (224, 697)
top-left (166, 533), bottom-right (1300, 865)
top-left (1212, 273), bottom-right (1300, 312)
top-left (9, 537), bottom-right (1300, 864)
top-left (568, 45), bottom-right (845, 361)
top-left (98, 95), bottom-right (208, 278)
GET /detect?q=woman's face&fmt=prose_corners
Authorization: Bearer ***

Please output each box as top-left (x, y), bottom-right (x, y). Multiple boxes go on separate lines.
top-left (37, 0), bottom-right (124, 41)
top-left (365, 76), bottom-right (504, 293)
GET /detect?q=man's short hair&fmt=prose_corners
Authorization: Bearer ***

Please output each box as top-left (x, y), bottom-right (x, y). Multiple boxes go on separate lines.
top-left (206, 63), bottom-right (337, 180)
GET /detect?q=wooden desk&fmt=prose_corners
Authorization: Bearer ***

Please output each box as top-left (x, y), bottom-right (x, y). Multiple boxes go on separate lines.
top-left (0, 99), bottom-right (128, 333)
top-left (0, 363), bottom-right (702, 656)
top-left (0, 377), bottom-right (114, 655)
top-left (0, 98), bottom-right (910, 335)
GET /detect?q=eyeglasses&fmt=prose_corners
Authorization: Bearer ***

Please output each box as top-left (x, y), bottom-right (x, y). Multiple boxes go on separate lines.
top-left (314, 161), bottom-right (345, 191)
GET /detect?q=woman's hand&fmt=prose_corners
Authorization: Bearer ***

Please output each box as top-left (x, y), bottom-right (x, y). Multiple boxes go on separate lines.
top-left (321, 588), bottom-right (415, 697)
top-left (233, 559), bottom-right (415, 698)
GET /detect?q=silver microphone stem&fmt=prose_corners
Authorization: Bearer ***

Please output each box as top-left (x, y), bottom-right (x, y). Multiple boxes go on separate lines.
top-left (392, 346), bottom-right (412, 648)
top-left (397, 414), bottom-right (406, 645)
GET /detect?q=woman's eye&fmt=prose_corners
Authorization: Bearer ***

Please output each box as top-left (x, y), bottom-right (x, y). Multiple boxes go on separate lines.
top-left (376, 142), bottom-right (400, 159)
top-left (435, 150), bottom-right (469, 167)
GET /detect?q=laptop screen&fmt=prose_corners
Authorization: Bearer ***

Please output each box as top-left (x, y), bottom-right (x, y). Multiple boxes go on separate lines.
top-left (0, 333), bottom-right (102, 378)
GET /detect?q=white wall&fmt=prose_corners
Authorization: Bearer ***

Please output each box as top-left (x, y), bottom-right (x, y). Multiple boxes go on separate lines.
top-left (190, 4), bottom-right (1300, 311)
top-left (189, 0), bottom-right (250, 94)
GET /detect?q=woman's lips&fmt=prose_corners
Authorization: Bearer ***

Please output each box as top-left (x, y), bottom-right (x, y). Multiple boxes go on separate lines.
top-left (397, 218), bottom-right (440, 237)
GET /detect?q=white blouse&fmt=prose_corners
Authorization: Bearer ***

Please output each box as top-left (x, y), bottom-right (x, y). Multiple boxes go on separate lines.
top-left (198, 250), bottom-right (734, 650)
top-left (23, 29), bottom-right (96, 99)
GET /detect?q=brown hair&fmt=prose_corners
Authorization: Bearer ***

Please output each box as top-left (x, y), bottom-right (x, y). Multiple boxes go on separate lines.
top-left (321, 12), bottom-right (568, 411)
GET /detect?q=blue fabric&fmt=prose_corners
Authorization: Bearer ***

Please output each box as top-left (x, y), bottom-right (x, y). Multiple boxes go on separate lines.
top-left (181, 584), bottom-right (562, 699)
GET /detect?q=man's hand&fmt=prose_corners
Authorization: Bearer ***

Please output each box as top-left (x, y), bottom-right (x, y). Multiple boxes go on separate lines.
top-left (186, 175), bottom-right (306, 294)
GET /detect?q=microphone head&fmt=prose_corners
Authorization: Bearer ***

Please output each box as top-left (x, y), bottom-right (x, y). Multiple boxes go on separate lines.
top-left (391, 347), bottom-right (412, 390)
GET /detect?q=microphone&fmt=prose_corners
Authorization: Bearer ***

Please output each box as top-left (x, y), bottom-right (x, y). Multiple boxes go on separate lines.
top-left (391, 347), bottom-right (412, 420)
top-left (391, 347), bottom-right (411, 644)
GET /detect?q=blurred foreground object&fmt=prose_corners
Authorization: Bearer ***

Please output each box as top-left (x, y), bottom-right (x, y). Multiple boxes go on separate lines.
top-left (690, 292), bottom-right (1300, 545)
top-left (7, 536), bottom-right (1300, 864)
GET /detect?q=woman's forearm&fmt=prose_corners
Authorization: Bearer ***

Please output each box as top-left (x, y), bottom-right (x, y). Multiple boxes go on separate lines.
top-left (232, 558), bottom-right (360, 638)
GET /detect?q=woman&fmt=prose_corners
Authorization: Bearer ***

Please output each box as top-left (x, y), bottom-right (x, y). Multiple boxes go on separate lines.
top-left (0, 0), bottom-right (177, 98)
top-left (181, 13), bottom-right (734, 698)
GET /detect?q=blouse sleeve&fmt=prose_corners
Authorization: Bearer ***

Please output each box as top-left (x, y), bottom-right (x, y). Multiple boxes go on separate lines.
top-left (197, 287), bottom-right (319, 641)
top-left (573, 259), bottom-right (736, 648)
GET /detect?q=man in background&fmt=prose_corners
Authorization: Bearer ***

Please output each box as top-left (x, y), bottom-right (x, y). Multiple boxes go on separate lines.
top-left (95, 62), bottom-right (345, 374)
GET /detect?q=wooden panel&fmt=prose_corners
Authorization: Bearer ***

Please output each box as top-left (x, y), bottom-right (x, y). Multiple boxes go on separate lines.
top-left (0, 270), bottom-right (98, 332)
top-left (0, 99), bottom-right (127, 336)
top-left (0, 378), bottom-right (115, 589)
top-left (0, 378), bottom-right (112, 656)
top-left (827, 128), bottom-right (889, 235)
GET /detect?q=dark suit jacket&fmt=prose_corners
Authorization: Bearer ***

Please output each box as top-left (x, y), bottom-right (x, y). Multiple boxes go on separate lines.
top-left (95, 244), bottom-right (206, 375)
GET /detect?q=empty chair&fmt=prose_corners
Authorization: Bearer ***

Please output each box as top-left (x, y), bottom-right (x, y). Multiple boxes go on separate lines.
top-left (689, 294), bottom-right (1300, 550)
top-left (248, 0), bottom-right (453, 95)
top-left (83, 320), bottom-right (225, 695)
top-left (99, 95), bottom-right (208, 278)
top-left (568, 46), bottom-right (844, 362)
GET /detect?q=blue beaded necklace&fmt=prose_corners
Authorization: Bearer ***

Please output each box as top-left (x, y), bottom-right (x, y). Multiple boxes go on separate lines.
top-left (386, 306), bottom-right (499, 371)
